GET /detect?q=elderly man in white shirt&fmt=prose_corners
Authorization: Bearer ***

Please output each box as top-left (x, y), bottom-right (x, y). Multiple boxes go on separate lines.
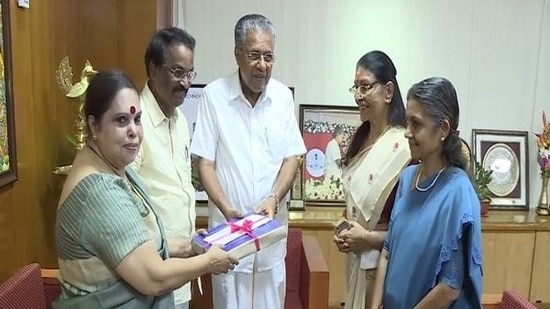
top-left (324, 125), bottom-right (345, 181)
top-left (190, 14), bottom-right (306, 309)
top-left (129, 27), bottom-right (198, 309)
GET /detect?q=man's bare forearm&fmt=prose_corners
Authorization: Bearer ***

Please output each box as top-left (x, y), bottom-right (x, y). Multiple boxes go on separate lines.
top-left (271, 156), bottom-right (299, 201)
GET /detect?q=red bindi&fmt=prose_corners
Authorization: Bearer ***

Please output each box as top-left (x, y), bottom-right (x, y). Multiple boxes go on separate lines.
top-left (130, 106), bottom-right (136, 115)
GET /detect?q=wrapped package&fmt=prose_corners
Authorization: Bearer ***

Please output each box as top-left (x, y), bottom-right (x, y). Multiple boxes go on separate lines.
top-left (192, 213), bottom-right (286, 259)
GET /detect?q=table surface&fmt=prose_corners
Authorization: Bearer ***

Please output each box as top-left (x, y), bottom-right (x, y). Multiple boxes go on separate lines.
top-left (197, 206), bottom-right (550, 231)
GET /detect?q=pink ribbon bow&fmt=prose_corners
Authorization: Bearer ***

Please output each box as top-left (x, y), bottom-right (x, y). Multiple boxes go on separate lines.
top-left (228, 219), bottom-right (261, 252)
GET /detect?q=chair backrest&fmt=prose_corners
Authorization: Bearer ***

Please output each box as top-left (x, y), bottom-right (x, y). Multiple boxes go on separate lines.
top-left (285, 228), bottom-right (303, 293)
top-left (500, 290), bottom-right (537, 309)
top-left (43, 277), bottom-right (61, 309)
top-left (0, 263), bottom-right (47, 309)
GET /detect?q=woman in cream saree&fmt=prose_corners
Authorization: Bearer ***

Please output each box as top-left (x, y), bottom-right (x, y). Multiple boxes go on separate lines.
top-left (334, 51), bottom-right (411, 309)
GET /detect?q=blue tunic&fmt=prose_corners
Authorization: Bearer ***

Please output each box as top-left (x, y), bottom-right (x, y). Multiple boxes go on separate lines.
top-left (383, 166), bottom-right (483, 309)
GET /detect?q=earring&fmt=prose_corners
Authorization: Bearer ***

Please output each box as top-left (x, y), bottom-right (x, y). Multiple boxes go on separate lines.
top-left (92, 134), bottom-right (97, 141)
top-left (441, 137), bottom-right (445, 141)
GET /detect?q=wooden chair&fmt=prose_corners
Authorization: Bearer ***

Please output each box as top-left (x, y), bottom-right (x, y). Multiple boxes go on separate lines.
top-left (482, 291), bottom-right (539, 309)
top-left (0, 263), bottom-right (60, 309)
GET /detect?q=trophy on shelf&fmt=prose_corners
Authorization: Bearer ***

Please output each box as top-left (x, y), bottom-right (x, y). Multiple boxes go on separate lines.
top-left (288, 156), bottom-right (305, 211)
top-left (53, 56), bottom-right (98, 175)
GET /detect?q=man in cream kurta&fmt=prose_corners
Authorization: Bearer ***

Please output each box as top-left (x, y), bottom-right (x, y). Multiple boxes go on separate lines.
top-left (130, 27), bottom-right (197, 309)
top-left (130, 83), bottom-right (196, 307)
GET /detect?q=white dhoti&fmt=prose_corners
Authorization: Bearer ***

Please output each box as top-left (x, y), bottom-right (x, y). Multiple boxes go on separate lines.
top-left (212, 261), bottom-right (286, 309)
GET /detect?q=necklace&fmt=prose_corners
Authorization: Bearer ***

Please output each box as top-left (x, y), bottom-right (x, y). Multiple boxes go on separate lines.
top-left (86, 144), bottom-right (130, 185)
top-left (415, 165), bottom-right (445, 192)
top-left (86, 144), bottom-right (148, 205)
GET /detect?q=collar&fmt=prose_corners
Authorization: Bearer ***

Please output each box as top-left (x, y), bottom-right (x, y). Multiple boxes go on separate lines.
top-left (228, 71), bottom-right (272, 107)
top-left (140, 82), bottom-right (178, 127)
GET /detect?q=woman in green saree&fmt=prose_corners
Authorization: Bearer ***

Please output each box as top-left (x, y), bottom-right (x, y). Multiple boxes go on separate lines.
top-left (55, 70), bottom-right (238, 308)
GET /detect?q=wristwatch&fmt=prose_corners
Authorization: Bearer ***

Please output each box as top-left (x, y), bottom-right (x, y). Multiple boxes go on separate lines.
top-left (267, 193), bottom-right (280, 214)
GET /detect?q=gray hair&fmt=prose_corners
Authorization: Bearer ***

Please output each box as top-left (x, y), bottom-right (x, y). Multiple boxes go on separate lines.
top-left (234, 14), bottom-right (276, 49)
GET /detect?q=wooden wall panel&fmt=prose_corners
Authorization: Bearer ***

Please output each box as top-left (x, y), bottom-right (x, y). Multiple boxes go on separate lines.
top-left (82, 0), bottom-right (118, 71)
top-left (117, 0), bottom-right (157, 87)
top-left (10, 0), bottom-right (41, 267)
top-left (29, 0), bottom-right (59, 268)
top-left (52, 0), bottom-right (84, 166)
top-left (0, 0), bottom-right (171, 282)
top-left (0, 186), bottom-right (15, 280)
top-left (156, 0), bottom-right (172, 30)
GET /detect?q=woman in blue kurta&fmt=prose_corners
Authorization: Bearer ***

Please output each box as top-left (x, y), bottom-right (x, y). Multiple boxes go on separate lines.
top-left (371, 77), bottom-right (483, 309)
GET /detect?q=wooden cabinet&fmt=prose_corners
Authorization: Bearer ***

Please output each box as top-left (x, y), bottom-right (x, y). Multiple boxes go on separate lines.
top-left (482, 232), bottom-right (535, 297)
top-left (530, 232), bottom-right (550, 303)
top-left (302, 230), bottom-right (347, 307)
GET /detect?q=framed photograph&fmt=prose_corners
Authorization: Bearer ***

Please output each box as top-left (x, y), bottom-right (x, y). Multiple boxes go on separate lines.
top-left (297, 104), bottom-right (361, 206)
top-left (472, 129), bottom-right (529, 209)
top-left (0, 0), bottom-right (17, 188)
top-left (179, 84), bottom-right (207, 202)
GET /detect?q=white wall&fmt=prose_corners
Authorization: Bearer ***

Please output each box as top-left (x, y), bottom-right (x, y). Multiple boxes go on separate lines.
top-left (179, 0), bottom-right (550, 209)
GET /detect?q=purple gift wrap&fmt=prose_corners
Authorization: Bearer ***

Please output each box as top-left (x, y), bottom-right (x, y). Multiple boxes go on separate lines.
top-left (192, 213), bottom-right (286, 260)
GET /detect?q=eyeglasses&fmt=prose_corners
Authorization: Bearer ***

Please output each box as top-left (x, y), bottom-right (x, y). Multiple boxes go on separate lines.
top-left (245, 51), bottom-right (275, 64)
top-left (163, 65), bottom-right (197, 81)
top-left (348, 81), bottom-right (380, 96)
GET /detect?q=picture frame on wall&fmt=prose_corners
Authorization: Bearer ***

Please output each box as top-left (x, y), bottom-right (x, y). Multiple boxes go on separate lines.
top-left (0, 0), bottom-right (17, 188)
top-left (472, 129), bottom-right (529, 209)
top-left (295, 104), bottom-right (361, 206)
top-left (179, 84), bottom-right (207, 202)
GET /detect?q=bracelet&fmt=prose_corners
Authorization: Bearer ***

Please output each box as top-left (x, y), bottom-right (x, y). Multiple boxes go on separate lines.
top-left (267, 193), bottom-right (280, 214)
top-left (267, 193), bottom-right (280, 205)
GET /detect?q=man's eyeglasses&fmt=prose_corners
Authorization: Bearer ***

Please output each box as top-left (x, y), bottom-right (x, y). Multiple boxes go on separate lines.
top-left (348, 81), bottom-right (380, 96)
top-left (163, 65), bottom-right (197, 81)
top-left (246, 51), bottom-right (275, 64)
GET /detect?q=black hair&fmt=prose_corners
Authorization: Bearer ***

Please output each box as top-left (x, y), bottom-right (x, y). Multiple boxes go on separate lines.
top-left (84, 69), bottom-right (138, 135)
top-left (144, 27), bottom-right (196, 77)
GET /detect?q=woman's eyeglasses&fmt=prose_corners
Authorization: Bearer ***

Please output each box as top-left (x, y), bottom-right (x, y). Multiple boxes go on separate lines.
top-left (348, 81), bottom-right (379, 96)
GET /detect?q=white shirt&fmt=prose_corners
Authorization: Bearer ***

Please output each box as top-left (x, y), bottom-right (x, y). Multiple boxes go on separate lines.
top-left (129, 83), bottom-right (195, 304)
top-left (324, 138), bottom-right (341, 178)
top-left (190, 72), bottom-right (306, 272)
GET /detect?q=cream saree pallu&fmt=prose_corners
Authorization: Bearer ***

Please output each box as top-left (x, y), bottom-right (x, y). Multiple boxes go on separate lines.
top-left (342, 127), bottom-right (410, 309)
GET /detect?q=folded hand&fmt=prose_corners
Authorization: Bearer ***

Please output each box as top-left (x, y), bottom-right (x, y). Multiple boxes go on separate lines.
top-left (339, 221), bottom-right (370, 253)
